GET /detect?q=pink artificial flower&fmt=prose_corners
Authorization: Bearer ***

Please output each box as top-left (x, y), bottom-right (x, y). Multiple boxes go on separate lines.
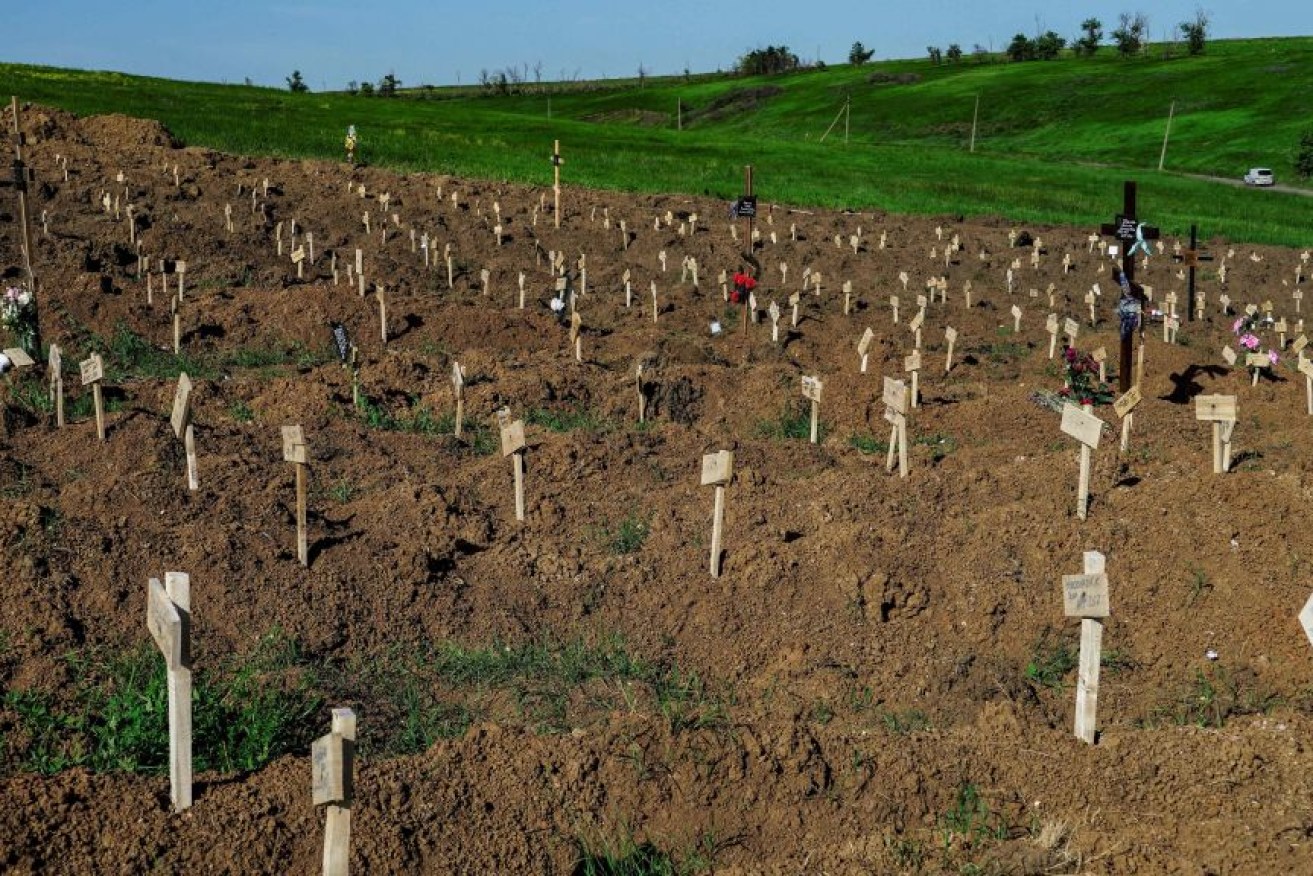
top-left (1232, 318), bottom-right (1244, 333)
top-left (1239, 333), bottom-right (1260, 351)
top-left (1269, 350), bottom-right (1280, 366)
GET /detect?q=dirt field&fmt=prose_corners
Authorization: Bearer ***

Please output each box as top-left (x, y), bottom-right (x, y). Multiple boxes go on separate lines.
top-left (3, 103), bottom-right (1313, 874)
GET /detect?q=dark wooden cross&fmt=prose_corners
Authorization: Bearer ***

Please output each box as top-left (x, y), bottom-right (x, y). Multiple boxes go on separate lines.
top-left (5, 97), bottom-right (41, 359)
top-left (1099, 181), bottom-right (1159, 392)
top-left (1174, 223), bottom-right (1212, 322)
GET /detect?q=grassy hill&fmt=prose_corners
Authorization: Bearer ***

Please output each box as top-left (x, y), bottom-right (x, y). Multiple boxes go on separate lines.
top-left (2, 38), bottom-right (1312, 245)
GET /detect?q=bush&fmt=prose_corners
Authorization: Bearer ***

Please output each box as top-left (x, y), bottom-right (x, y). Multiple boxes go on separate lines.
top-left (1180, 10), bottom-right (1209, 56)
top-left (1296, 130), bottom-right (1313, 179)
top-left (848, 41), bottom-right (874, 66)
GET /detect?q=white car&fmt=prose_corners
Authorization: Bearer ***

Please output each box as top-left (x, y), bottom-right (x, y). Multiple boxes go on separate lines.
top-left (1244, 167), bottom-right (1274, 186)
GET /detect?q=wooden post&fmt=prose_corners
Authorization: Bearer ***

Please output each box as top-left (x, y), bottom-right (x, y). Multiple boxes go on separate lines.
top-left (79, 354), bottom-right (106, 442)
top-left (48, 344), bottom-right (64, 428)
top-left (1099, 182), bottom-right (1160, 392)
top-left (1064, 552), bottom-right (1109, 745)
top-left (8, 97), bottom-right (42, 356)
top-left (312, 707), bottom-right (356, 876)
top-left (701, 451), bottom-right (733, 577)
top-left (801, 376), bottom-right (823, 444)
top-left (1195, 395), bottom-right (1237, 474)
top-left (944, 326), bottom-right (958, 374)
top-left (1011, 304), bottom-right (1022, 333)
top-left (1061, 403), bottom-right (1104, 520)
top-left (636, 362), bottom-right (646, 422)
top-left (376, 286), bottom-right (387, 344)
top-left (172, 295), bottom-right (182, 354)
top-left (176, 260), bottom-right (187, 301)
top-left (1300, 357), bottom-right (1313, 415)
top-left (1046, 313), bottom-right (1059, 359)
top-left (499, 413), bottom-right (527, 521)
top-left (570, 311), bottom-right (583, 362)
top-left (147, 572), bottom-right (192, 811)
top-left (858, 327), bottom-right (874, 373)
top-left (1108, 384), bottom-right (1140, 455)
top-left (882, 378), bottom-right (909, 478)
top-left (552, 139), bottom-right (563, 228)
top-left (904, 351), bottom-right (922, 409)
top-left (769, 301), bottom-right (781, 343)
top-left (171, 372), bottom-right (197, 491)
top-left (451, 361), bottom-right (464, 437)
top-left (282, 425), bottom-right (309, 565)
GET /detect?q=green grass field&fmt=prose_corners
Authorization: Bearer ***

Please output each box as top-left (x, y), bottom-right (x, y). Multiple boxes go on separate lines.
top-left (2, 37), bottom-right (1312, 245)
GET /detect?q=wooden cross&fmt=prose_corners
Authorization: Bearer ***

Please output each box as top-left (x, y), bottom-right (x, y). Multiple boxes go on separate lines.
top-left (171, 373), bottom-right (198, 491)
top-left (79, 353), bottom-right (106, 441)
top-left (801, 376), bottom-right (823, 443)
top-left (499, 411), bottom-right (527, 521)
top-left (1099, 181), bottom-right (1160, 392)
top-left (7, 98), bottom-right (42, 355)
top-left (1195, 395), bottom-right (1237, 474)
top-left (48, 344), bottom-right (64, 427)
top-left (882, 377), bottom-right (909, 478)
top-left (1113, 384), bottom-right (1141, 453)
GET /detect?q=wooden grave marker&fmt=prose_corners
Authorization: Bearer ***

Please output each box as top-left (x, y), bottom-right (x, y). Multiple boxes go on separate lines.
top-left (451, 361), bottom-right (465, 437)
top-left (944, 326), bottom-right (958, 374)
top-left (1064, 551), bottom-right (1108, 744)
top-left (769, 300), bottom-right (782, 343)
top-left (312, 707), bottom-right (356, 876)
top-left (908, 310), bottom-right (924, 349)
top-left (857, 327), bottom-right (874, 373)
top-left (701, 450), bottom-right (733, 577)
top-left (890, 294), bottom-right (899, 324)
top-left (1060, 402), bottom-right (1104, 520)
top-left (1046, 313), bottom-right (1060, 359)
top-left (1113, 384), bottom-right (1141, 453)
top-left (1299, 356), bottom-right (1313, 415)
top-left (882, 377), bottom-right (909, 478)
top-left (171, 372), bottom-right (198, 491)
top-left (1011, 304), bottom-right (1022, 333)
top-left (499, 413), bottom-right (528, 521)
top-left (147, 572), bottom-right (192, 810)
top-left (1195, 394), bottom-right (1237, 474)
top-left (1099, 182), bottom-right (1160, 391)
top-left (282, 425), bottom-right (310, 565)
top-left (552, 140), bottom-right (563, 227)
top-left (48, 344), bottom-right (64, 427)
top-left (79, 353), bottom-right (106, 442)
top-left (904, 350), bottom-right (922, 409)
top-left (801, 376), bottom-right (823, 444)
top-left (570, 311), bottom-right (583, 361)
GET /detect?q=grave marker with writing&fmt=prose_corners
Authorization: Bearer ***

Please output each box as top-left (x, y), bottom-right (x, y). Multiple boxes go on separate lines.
top-left (282, 425), bottom-right (310, 565)
top-left (80, 353), bottom-right (106, 442)
top-left (312, 708), bottom-right (356, 876)
top-left (1065, 551), bottom-right (1107, 744)
top-left (1061, 402), bottom-right (1104, 520)
top-left (1195, 394), bottom-right (1237, 474)
top-left (701, 450), bottom-right (733, 577)
top-left (500, 413), bottom-right (528, 521)
top-left (801, 376), bottom-right (823, 443)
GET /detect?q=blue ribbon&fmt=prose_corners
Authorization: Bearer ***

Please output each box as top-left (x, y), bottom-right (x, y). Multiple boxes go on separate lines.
top-left (1128, 223), bottom-right (1150, 257)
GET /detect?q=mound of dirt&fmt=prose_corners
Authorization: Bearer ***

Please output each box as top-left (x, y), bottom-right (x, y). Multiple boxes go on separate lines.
top-left (2, 104), bottom-right (1313, 874)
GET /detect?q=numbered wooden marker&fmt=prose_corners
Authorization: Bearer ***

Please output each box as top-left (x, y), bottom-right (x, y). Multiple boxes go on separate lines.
top-left (701, 451), bottom-right (733, 577)
top-left (1195, 394), bottom-right (1237, 474)
top-left (1061, 403), bottom-right (1104, 520)
top-left (1067, 551), bottom-right (1107, 745)
top-left (944, 326), bottom-right (958, 374)
top-left (312, 708), bottom-right (356, 876)
top-left (500, 418), bottom-right (527, 521)
top-left (1113, 385), bottom-right (1141, 453)
top-left (1063, 317), bottom-right (1080, 343)
top-left (281, 425), bottom-right (309, 564)
top-left (801, 376), bottom-right (823, 443)
top-left (79, 353), bottom-right (106, 441)
top-left (1045, 313), bottom-right (1060, 359)
top-left (857, 327), bottom-right (875, 373)
top-left (147, 573), bottom-right (192, 811)
top-left (768, 301), bottom-right (782, 342)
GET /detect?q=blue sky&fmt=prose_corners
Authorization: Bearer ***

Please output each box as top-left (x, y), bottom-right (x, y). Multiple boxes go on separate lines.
top-left (9, 1), bottom-right (1308, 90)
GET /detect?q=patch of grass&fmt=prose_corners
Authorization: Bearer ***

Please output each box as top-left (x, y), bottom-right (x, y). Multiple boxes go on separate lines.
top-left (357, 394), bottom-right (447, 435)
top-left (574, 824), bottom-right (716, 876)
top-left (1186, 565), bottom-right (1213, 606)
top-left (2, 631), bottom-right (321, 776)
top-left (985, 340), bottom-right (1027, 363)
top-left (881, 708), bottom-right (932, 735)
top-left (599, 511), bottom-right (651, 555)
top-left (326, 479), bottom-right (356, 503)
top-left (1025, 635), bottom-right (1078, 691)
top-left (7, 374), bottom-right (53, 415)
top-left (754, 401), bottom-right (824, 442)
top-left (1148, 666), bottom-right (1281, 729)
top-left (938, 782), bottom-right (1009, 854)
top-left (915, 432), bottom-right (957, 462)
top-left (227, 399), bottom-right (255, 422)
top-left (849, 434), bottom-right (889, 455)
top-left (87, 322), bottom-right (214, 382)
top-left (527, 405), bottom-right (613, 433)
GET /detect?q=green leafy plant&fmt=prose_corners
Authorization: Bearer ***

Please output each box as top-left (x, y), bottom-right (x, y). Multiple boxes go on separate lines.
top-left (754, 401), bottom-right (823, 442)
top-left (939, 782), bottom-right (1009, 852)
top-left (228, 399), bottom-right (255, 422)
top-left (1025, 635), bottom-right (1078, 690)
top-left (601, 511), bottom-right (650, 555)
top-left (849, 434), bottom-right (889, 455)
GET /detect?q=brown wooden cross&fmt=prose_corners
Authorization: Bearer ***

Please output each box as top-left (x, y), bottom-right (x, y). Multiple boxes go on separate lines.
top-left (1099, 181), bottom-right (1159, 392)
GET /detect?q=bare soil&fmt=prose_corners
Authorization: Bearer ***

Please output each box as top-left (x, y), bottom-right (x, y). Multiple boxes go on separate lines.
top-left (3, 103), bottom-right (1313, 874)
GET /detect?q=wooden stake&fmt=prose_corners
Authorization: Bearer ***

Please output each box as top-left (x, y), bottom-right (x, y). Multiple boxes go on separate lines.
top-left (552, 139), bottom-right (563, 228)
top-left (147, 573), bottom-right (192, 811)
top-left (376, 286), bottom-right (387, 344)
top-left (701, 451), bottom-right (733, 578)
top-left (451, 361), bottom-right (464, 438)
top-left (1195, 395), bottom-right (1236, 474)
top-left (801, 376), bottom-right (823, 444)
top-left (1066, 551), bottom-right (1108, 745)
top-left (312, 708), bottom-right (356, 876)
top-left (48, 344), bottom-right (64, 428)
top-left (283, 426), bottom-right (309, 565)
top-left (1061, 403), bottom-right (1104, 520)
top-left (944, 326), bottom-right (958, 374)
top-left (80, 354), bottom-right (106, 442)
top-left (499, 415), bottom-right (528, 521)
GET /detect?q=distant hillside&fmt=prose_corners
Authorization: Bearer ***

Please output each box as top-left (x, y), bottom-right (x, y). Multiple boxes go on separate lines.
top-left (2, 38), bottom-right (1312, 244)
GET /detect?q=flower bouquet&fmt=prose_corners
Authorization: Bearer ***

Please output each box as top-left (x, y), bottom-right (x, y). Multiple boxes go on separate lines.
top-left (1, 283), bottom-right (37, 356)
top-left (1233, 313), bottom-right (1279, 384)
top-left (730, 271), bottom-right (756, 305)
top-left (1058, 345), bottom-right (1114, 406)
